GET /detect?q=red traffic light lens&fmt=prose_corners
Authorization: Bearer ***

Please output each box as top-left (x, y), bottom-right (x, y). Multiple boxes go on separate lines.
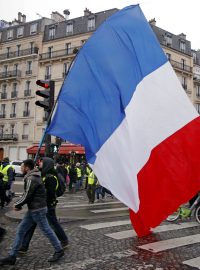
top-left (36, 80), bottom-right (49, 89)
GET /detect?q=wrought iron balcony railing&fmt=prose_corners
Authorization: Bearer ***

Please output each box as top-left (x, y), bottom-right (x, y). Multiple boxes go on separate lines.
top-left (170, 59), bottom-right (192, 73)
top-left (0, 70), bottom-right (21, 79)
top-left (24, 90), bottom-right (31, 97)
top-left (11, 91), bottom-right (18, 98)
top-left (0, 47), bottom-right (38, 61)
top-left (0, 133), bottom-right (18, 141)
top-left (39, 46), bottom-right (80, 61)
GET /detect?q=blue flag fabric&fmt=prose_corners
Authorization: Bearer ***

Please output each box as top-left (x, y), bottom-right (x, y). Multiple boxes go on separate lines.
top-left (46, 5), bottom-right (167, 163)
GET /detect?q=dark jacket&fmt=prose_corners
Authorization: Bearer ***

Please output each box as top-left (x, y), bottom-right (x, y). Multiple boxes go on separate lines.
top-left (15, 168), bottom-right (46, 210)
top-left (41, 157), bottom-right (57, 208)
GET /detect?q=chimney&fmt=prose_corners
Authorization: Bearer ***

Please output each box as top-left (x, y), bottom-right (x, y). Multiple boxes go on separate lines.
top-left (84, 8), bottom-right (91, 16)
top-left (22, 14), bottom-right (26, 23)
top-left (63, 9), bottom-right (70, 20)
top-left (149, 18), bottom-right (156, 26)
top-left (179, 33), bottom-right (186, 40)
top-left (18, 12), bottom-right (22, 22)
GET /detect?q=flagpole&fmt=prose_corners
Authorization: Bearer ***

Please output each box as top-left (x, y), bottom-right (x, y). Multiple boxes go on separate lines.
top-left (34, 49), bottom-right (80, 163)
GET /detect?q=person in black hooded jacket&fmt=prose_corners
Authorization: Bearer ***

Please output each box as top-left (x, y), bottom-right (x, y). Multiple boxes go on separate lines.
top-left (19, 157), bottom-right (69, 253)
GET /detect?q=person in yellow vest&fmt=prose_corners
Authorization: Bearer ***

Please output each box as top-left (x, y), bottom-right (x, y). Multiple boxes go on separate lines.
top-left (75, 163), bottom-right (82, 191)
top-left (0, 157), bottom-right (15, 207)
top-left (86, 169), bottom-right (97, 204)
top-left (85, 164), bottom-right (92, 190)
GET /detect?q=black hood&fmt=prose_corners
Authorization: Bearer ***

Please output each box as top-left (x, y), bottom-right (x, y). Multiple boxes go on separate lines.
top-left (41, 157), bottom-right (54, 176)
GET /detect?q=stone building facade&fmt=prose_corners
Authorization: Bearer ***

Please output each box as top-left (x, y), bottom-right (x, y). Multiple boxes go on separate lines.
top-left (0, 9), bottom-right (199, 160)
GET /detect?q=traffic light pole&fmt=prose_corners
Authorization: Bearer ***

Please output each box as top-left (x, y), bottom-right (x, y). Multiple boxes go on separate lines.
top-left (34, 52), bottom-right (79, 163)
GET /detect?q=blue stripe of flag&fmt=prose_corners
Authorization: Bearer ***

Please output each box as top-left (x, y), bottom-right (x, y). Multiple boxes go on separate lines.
top-left (47, 5), bottom-right (167, 163)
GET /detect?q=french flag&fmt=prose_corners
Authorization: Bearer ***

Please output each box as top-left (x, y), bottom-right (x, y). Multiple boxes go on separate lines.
top-left (47, 5), bottom-right (200, 236)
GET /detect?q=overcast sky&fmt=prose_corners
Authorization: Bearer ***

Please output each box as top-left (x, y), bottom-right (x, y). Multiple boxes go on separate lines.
top-left (0, 0), bottom-right (199, 50)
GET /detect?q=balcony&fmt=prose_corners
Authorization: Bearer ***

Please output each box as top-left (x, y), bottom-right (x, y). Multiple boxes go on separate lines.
top-left (39, 46), bottom-right (80, 61)
top-left (26, 70), bottom-right (32, 75)
top-left (11, 91), bottom-right (18, 98)
top-left (1, 93), bottom-right (7, 99)
top-left (23, 110), bottom-right (30, 117)
top-left (170, 60), bottom-right (192, 73)
top-left (10, 113), bottom-right (16, 118)
top-left (0, 47), bottom-right (38, 62)
top-left (22, 134), bottom-right (29, 140)
top-left (45, 74), bottom-right (51, 80)
top-left (0, 114), bottom-right (6, 118)
top-left (0, 70), bottom-right (21, 81)
top-left (0, 133), bottom-right (18, 141)
top-left (194, 76), bottom-right (200, 84)
top-left (24, 89), bottom-right (31, 97)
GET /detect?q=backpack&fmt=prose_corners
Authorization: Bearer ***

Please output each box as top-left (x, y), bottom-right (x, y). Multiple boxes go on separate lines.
top-left (55, 173), bottom-right (66, 197)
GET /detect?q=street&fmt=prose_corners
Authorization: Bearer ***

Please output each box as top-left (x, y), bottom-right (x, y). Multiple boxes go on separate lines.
top-left (0, 182), bottom-right (200, 269)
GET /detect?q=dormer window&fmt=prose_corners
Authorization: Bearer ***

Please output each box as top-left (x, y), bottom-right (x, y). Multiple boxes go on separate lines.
top-left (88, 17), bottom-right (95, 31)
top-left (49, 27), bottom-right (55, 39)
top-left (180, 41), bottom-right (186, 53)
top-left (17, 26), bottom-right (24, 37)
top-left (66, 22), bottom-right (73, 35)
top-left (164, 33), bottom-right (172, 47)
top-left (30, 23), bottom-right (37, 35)
top-left (7, 29), bottom-right (13, 40)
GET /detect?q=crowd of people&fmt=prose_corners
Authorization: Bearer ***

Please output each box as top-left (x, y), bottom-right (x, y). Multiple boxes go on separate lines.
top-left (0, 155), bottom-right (113, 266)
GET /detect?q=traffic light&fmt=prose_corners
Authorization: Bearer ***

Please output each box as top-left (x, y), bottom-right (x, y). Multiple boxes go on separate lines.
top-left (50, 143), bottom-right (59, 154)
top-left (35, 80), bottom-right (55, 112)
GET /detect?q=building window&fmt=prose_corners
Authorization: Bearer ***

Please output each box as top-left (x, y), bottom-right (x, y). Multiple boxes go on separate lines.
top-left (0, 125), bottom-right (4, 136)
top-left (7, 29), bottom-right (13, 40)
top-left (48, 47), bottom-right (53, 58)
top-left (66, 43), bottom-right (71, 55)
top-left (49, 27), bottom-right (55, 39)
top-left (180, 41), bottom-right (186, 53)
top-left (66, 23), bottom-right (73, 35)
top-left (11, 83), bottom-right (18, 98)
top-left (25, 81), bottom-right (31, 96)
top-left (1, 84), bottom-right (7, 99)
top-left (195, 103), bottom-right (200, 114)
top-left (3, 65), bottom-right (8, 75)
top-left (17, 26), bottom-right (24, 37)
top-left (63, 63), bottom-right (70, 77)
top-left (197, 86), bottom-right (200, 97)
top-left (0, 32), bottom-right (2, 41)
top-left (22, 124), bottom-right (29, 140)
top-left (17, 45), bottom-right (21, 57)
top-left (26, 61), bottom-right (32, 75)
top-left (193, 52), bottom-right (197, 63)
top-left (166, 53), bottom-right (171, 61)
top-left (30, 23), bottom-right (37, 34)
top-left (88, 17), bottom-right (95, 31)
top-left (23, 102), bottom-right (30, 117)
top-left (7, 47), bottom-right (10, 58)
top-left (164, 34), bottom-right (172, 47)
top-left (10, 103), bottom-right (16, 118)
top-left (181, 59), bottom-right (186, 70)
top-left (10, 124), bottom-right (15, 135)
top-left (45, 65), bottom-right (51, 80)
top-left (179, 76), bottom-right (187, 90)
top-left (14, 64), bottom-right (18, 75)
top-left (0, 104), bottom-right (6, 118)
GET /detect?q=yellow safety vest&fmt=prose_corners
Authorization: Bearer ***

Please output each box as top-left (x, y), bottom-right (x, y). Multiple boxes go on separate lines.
top-left (65, 165), bottom-right (70, 174)
top-left (0, 164), bottom-right (13, 182)
top-left (42, 175), bottom-right (59, 190)
top-left (88, 171), bottom-right (95, 185)
top-left (86, 167), bottom-right (91, 175)
top-left (76, 167), bottom-right (82, 178)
